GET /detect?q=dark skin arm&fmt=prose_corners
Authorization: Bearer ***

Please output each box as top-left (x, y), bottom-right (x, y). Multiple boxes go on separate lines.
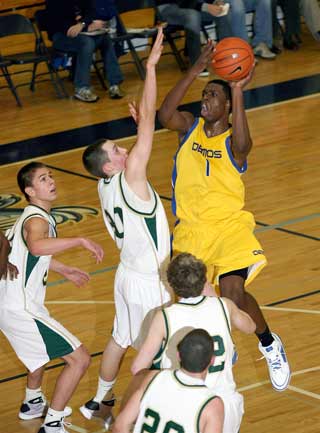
top-left (229, 65), bottom-right (255, 167)
top-left (158, 41), bottom-right (215, 135)
top-left (0, 231), bottom-right (18, 280)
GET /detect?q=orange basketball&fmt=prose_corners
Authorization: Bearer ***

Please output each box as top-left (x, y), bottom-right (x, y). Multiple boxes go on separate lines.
top-left (212, 37), bottom-right (254, 81)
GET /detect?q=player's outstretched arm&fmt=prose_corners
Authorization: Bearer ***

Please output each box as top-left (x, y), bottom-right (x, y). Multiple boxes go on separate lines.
top-left (229, 65), bottom-right (255, 166)
top-left (223, 297), bottom-right (256, 334)
top-left (125, 27), bottom-right (163, 189)
top-left (131, 310), bottom-right (166, 375)
top-left (158, 41), bottom-right (215, 134)
top-left (201, 396), bottom-right (224, 433)
top-left (0, 230), bottom-right (18, 280)
top-left (50, 259), bottom-right (90, 287)
top-left (24, 217), bottom-right (104, 263)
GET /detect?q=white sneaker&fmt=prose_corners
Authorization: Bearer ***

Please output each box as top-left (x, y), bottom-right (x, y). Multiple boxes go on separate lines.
top-left (259, 333), bottom-right (291, 391)
top-left (253, 42), bottom-right (276, 60)
top-left (79, 396), bottom-right (115, 424)
top-left (19, 396), bottom-right (72, 420)
top-left (37, 417), bottom-right (71, 433)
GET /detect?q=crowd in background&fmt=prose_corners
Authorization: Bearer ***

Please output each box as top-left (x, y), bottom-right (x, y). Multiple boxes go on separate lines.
top-left (43, 0), bottom-right (320, 103)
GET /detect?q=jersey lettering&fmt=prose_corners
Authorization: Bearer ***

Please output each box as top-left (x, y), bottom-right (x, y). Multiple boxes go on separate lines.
top-left (104, 207), bottom-right (124, 239)
top-left (141, 408), bottom-right (185, 433)
top-left (192, 142), bottom-right (222, 159)
top-left (208, 335), bottom-right (226, 373)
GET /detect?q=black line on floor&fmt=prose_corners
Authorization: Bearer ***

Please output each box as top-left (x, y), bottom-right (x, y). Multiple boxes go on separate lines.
top-left (47, 164), bottom-right (172, 202)
top-left (265, 289), bottom-right (320, 307)
top-left (0, 351), bottom-right (103, 384)
top-left (2, 287), bottom-right (320, 384)
top-left (256, 221), bottom-right (319, 241)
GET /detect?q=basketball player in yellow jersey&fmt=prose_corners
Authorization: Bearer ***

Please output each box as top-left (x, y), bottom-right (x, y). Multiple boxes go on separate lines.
top-left (158, 40), bottom-right (291, 392)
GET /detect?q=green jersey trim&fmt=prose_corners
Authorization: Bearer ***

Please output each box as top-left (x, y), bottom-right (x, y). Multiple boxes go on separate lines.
top-left (178, 296), bottom-right (206, 306)
top-left (196, 396), bottom-right (218, 433)
top-left (119, 171), bottom-right (158, 216)
top-left (34, 319), bottom-right (74, 360)
top-left (173, 370), bottom-right (206, 388)
top-left (151, 309), bottom-right (169, 370)
top-left (25, 252), bottom-right (40, 287)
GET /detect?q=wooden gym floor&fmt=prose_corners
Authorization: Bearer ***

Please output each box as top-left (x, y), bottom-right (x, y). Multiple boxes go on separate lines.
top-left (0, 24), bottom-right (319, 433)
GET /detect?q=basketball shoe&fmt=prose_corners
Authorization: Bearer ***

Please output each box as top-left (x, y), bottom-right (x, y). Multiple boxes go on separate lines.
top-left (259, 332), bottom-right (291, 391)
top-left (19, 395), bottom-right (72, 420)
top-left (37, 417), bottom-right (71, 433)
top-left (79, 396), bottom-right (115, 429)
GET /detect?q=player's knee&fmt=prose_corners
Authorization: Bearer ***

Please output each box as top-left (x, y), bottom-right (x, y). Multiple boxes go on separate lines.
top-left (220, 281), bottom-right (246, 309)
top-left (67, 345), bottom-right (91, 373)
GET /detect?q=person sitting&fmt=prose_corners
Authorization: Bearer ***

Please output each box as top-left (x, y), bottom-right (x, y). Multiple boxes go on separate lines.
top-left (227, 0), bottom-right (276, 59)
top-left (45, 0), bottom-right (124, 102)
top-left (156, 0), bottom-right (233, 76)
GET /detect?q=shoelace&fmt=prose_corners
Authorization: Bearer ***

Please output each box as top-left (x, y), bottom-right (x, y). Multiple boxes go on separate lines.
top-left (257, 350), bottom-right (282, 371)
top-left (61, 419), bottom-right (72, 432)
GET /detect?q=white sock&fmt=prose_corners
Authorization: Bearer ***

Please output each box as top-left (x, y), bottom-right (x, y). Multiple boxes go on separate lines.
top-left (25, 386), bottom-right (43, 403)
top-left (44, 407), bottom-right (64, 425)
top-left (93, 377), bottom-right (116, 403)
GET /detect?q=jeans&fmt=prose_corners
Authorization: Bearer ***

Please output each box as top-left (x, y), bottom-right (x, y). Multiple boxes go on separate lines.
top-left (300, 0), bottom-right (320, 41)
top-left (158, 4), bottom-right (232, 65)
top-left (228, 0), bottom-right (273, 47)
top-left (52, 32), bottom-right (123, 89)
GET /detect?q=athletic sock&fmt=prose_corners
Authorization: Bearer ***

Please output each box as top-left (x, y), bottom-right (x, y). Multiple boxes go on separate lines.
top-left (44, 407), bottom-right (64, 425)
top-left (256, 326), bottom-right (274, 347)
top-left (25, 386), bottom-right (44, 402)
top-left (93, 377), bottom-right (116, 403)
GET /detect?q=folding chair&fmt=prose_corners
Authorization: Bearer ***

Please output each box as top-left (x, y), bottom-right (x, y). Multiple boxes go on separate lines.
top-left (34, 9), bottom-right (107, 92)
top-left (113, 0), bottom-right (159, 80)
top-left (0, 58), bottom-right (22, 106)
top-left (0, 13), bottom-right (67, 106)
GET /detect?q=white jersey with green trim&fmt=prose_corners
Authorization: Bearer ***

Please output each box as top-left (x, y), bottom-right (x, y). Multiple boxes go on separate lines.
top-left (157, 296), bottom-right (236, 394)
top-left (133, 369), bottom-right (217, 433)
top-left (0, 205), bottom-right (57, 313)
top-left (98, 172), bottom-right (170, 274)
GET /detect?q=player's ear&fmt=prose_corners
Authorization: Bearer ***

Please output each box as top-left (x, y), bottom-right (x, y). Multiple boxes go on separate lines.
top-left (25, 186), bottom-right (35, 198)
top-left (102, 161), bottom-right (113, 176)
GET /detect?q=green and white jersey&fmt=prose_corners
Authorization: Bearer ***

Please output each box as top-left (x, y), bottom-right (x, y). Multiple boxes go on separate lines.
top-left (1, 205), bottom-right (57, 313)
top-left (156, 296), bottom-right (236, 394)
top-left (98, 172), bottom-right (170, 274)
top-left (133, 369), bottom-right (217, 433)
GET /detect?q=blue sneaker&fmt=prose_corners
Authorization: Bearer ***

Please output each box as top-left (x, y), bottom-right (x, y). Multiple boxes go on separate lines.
top-left (259, 332), bottom-right (291, 391)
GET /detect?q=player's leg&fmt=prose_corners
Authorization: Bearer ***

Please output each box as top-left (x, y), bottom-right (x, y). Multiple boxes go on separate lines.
top-left (219, 270), bottom-right (268, 333)
top-left (19, 367), bottom-right (46, 420)
top-left (80, 266), bottom-right (130, 427)
top-left (79, 336), bottom-right (124, 427)
top-left (216, 216), bottom-right (290, 391)
top-left (38, 346), bottom-right (90, 433)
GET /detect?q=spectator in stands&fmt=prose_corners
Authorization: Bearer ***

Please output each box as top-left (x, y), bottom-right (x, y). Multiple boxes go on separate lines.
top-left (272, 0), bottom-right (301, 51)
top-left (300, 0), bottom-right (320, 42)
top-left (227, 0), bottom-right (276, 59)
top-left (45, 0), bottom-right (124, 102)
top-left (156, 0), bottom-right (233, 76)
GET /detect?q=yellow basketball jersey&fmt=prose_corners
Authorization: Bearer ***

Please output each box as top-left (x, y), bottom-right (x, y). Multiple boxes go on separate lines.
top-left (172, 117), bottom-right (247, 224)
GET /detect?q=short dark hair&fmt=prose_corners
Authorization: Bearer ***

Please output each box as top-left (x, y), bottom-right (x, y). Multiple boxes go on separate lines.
top-left (207, 79), bottom-right (232, 113)
top-left (82, 138), bottom-right (110, 178)
top-left (178, 329), bottom-right (213, 373)
top-left (167, 253), bottom-right (207, 298)
top-left (17, 161), bottom-right (47, 201)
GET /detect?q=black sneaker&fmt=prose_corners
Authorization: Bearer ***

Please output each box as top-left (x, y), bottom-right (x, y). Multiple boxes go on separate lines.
top-left (79, 396), bottom-right (115, 422)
